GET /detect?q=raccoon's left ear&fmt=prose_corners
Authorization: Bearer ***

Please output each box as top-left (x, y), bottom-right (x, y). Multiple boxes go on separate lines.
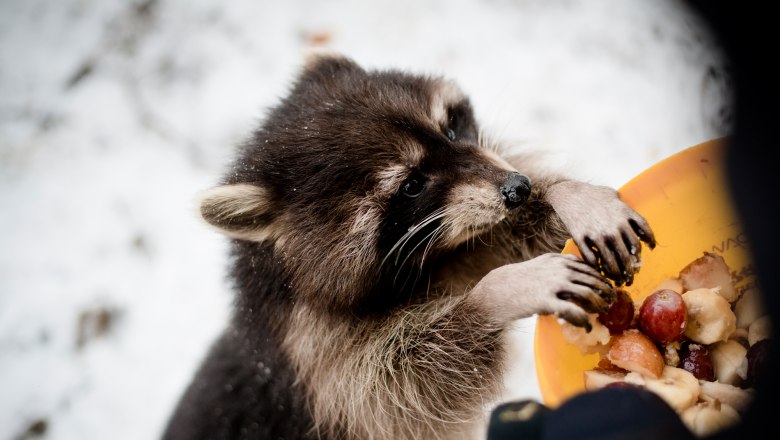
top-left (301, 48), bottom-right (361, 75)
top-left (198, 183), bottom-right (277, 241)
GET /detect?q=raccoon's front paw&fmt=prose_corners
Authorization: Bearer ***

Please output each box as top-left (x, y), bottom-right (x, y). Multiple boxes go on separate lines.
top-left (474, 254), bottom-right (615, 329)
top-left (547, 181), bottom-right (656, 286)
top-left (525, 254), bottom-right (617, 330)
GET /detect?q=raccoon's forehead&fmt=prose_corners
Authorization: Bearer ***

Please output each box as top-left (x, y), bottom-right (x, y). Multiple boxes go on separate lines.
top-left (235, 72), bottom-right (478, 192)
top-left (375, 76), bottom-right (468, 133)
top-left (362, 78), bottom-right (470, 163)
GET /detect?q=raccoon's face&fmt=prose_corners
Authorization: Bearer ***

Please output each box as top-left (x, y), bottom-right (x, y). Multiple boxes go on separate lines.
top-left (199, 53), bottom-right (530, 308)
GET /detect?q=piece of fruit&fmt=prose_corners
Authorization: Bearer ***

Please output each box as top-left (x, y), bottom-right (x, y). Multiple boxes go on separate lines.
top-left (607, 330), bottom-right (664, 378)
top-left (596, 358), bottom-right (628, 373)
top-left (642, 366), bottom-right (700, 412)
top-left (560, 314), bottom-right (611, 355)
top-left (728, 328), bottom-right (749, 347)
top-left (639, 289), bottom-right (687, 344)
top-left (583, 369), bottom-right (626, 391)
top-left (746, 339), bottom-right (771, 386)
top-left (699, 380), bottom-right (755, 413)
top-left (736, 356), bottom-right (749, 383)
top-left (678, 343), bottom-right (715, 381)
top-left (653, 278), bottom-right (684, 295)
top-left (597, 289), bottom-right (635, 335)
top-left (682, 288), bottom-right (736, 344)
top-left (663, 341), bottom-right (681, 367)
top-left (623, 371), bottom-right (646, 386)
top-left (679, 252), bottom-right (738, 302)
top-left (747, 315), bottom-right (772, 346)
top-left (735, 287), bottom-right (764, 329)
top-left (710, 340), bottom-right (748, 385)
top-left (680, 401), bottom-right (740, 437)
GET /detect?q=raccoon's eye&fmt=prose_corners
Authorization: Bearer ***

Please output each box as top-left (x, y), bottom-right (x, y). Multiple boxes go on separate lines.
top-left (402, 175), bottom-right (425, 198)
top-left (446, 128), bottom-right (456, 141)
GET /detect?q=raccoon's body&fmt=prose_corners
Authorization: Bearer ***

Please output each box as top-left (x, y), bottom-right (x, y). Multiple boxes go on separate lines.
top-left (162, 54), bottom-right (654, 440)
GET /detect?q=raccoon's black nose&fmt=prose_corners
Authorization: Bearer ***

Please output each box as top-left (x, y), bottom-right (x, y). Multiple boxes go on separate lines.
top-left (501, 173), bottom-right (531, 210)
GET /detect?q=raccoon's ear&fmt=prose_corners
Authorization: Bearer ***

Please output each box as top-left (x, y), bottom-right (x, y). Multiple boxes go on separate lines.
top-left (198, 183), bottom-right (277, 241)
top-left (301, 48), bottom-right (361, 75)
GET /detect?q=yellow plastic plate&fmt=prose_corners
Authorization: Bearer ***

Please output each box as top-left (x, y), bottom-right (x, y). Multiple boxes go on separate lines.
top-left (534, 138), bottom-right (758, 407)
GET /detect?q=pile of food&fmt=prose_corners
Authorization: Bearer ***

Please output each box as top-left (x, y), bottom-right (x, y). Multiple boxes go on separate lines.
top-left (562, 252), bottom-right (772, 437)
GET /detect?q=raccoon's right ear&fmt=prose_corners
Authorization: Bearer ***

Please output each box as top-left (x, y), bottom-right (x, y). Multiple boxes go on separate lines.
top-left (198, 183), bottom-right (278, 241)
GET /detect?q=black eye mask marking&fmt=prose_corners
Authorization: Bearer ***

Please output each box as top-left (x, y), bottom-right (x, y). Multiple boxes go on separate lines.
top-left (445, 102), bottom-right (478, 143)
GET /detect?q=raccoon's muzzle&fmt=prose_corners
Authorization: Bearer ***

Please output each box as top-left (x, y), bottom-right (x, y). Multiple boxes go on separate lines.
top-left (501, 172), bottom-right (532, 210)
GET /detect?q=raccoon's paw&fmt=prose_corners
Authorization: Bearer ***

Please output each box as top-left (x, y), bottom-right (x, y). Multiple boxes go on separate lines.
top-left (474, 254), bottom-right (615, 328)
top-left (526, 254), bottom-right (617, 330)
top-left (547, 181), bottom-right (656, 286)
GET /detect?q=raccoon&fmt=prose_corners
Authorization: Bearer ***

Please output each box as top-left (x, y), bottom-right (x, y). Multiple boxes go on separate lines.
top-left (162, 53), bottom-right (655, 440)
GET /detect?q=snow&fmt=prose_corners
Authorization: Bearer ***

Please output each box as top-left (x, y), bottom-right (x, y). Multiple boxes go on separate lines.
top-left (0, 0), bottom-right (730, 438)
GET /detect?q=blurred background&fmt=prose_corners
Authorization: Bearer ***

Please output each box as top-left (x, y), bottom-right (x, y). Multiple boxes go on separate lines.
top-left (0, 0), bottom-right (731, 439)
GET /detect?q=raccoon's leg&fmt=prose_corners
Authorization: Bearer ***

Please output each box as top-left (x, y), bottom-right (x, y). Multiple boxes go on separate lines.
top-left (467, 253), bottom-right (614, 329)
top-left (162, 329), bottom-right (314, 440)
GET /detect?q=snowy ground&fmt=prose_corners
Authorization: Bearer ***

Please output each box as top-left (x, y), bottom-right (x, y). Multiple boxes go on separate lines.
top-left (0, 1), bottom-right (730, 439)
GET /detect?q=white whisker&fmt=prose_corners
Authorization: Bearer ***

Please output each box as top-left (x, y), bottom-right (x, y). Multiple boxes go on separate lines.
top-left (390, 210), bottom-right (445, 259)
top-left (420, 223), bottom-right (448, 268)
top-left (394, 223), bottom-right (445, 284)
top-left (380, 207), bottom-right (453, 269)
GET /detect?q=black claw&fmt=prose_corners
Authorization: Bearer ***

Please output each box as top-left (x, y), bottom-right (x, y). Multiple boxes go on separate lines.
top-left (563, 311), bottom-right (592, 332)
top-left (608, 239), bottom-right (627, 283)
top-left (630, 218), bottom-right (656, 249)
top-left (602, 263), bottom-right (617, 283)
top-left (622, 231), bottom-right (640, 258)
top-left (602, 267), bottom-right (618, 285)
top-left (588, 243), bottom-right (605, 272)
top-left (642, 233), bottom-right (656, 249)
top-left (557, 292), bottom-right (574, 301)
top-left (599, 289), bottom-right (616, 303)
top-left (583, 237), bottom-right (600, 266)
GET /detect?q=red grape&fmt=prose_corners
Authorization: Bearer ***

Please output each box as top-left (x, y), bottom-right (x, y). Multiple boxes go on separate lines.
top-left (747, 339), bottom-right (772, 386)
top-left (597, 289), bottom-right (635, 335)
top-left (679, 343), bottom-right (716, 381)
top-left (638, 289), bottom-right (687, 344)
